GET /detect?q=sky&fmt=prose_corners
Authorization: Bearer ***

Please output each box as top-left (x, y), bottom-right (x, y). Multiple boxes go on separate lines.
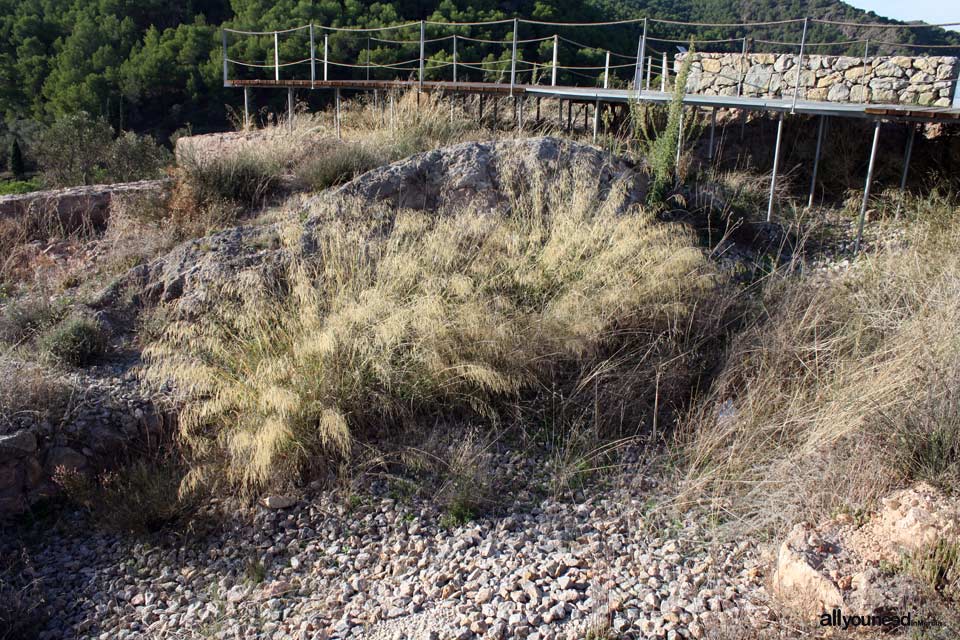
top-left (845, 0), bottom-right (960, 31)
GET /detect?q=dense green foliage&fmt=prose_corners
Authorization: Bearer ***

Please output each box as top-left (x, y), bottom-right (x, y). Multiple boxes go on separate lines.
top-left (0, 0), bottom-right (957, 153)
top-left (32, 112), bottom-right (169, 187)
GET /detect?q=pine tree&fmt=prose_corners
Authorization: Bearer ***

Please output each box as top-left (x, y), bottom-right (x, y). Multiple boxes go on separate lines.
top-left (9, 138), bottom-right (24, 178)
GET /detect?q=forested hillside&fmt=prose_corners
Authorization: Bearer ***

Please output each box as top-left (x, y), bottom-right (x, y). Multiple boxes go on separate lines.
top-left (1, 0), bottom-right (958, 150)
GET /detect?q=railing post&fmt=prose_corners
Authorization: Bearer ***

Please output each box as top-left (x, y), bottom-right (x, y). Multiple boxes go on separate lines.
top-left (243, 86), bottom-right (250, 129)
top-left (309, 24), bottom-right (316, 87)
top-left (792, 17), bottom-right (809, 112)
top-left (222, 29), bottom-right (229, 86)
top-left (274, 32), bottom-right (280, 82)
top-left (855, 120), bottom-right (882, 252)
top-left (366, 36), bottom-right (371, 81)
top-left (646, 55), bottom-right (652, 90)
top-left (453, 34), bottom-right (458, 83)
top-left (737, 37), bottom-right (747, 97)
top-left (551, 34), bottom-right (559, 87)
top-left (864, 39), bottom-right (870, 59)
top-left (510, 18), bottom-right (518, 95)
top-left (603, 51), bottom-right (610, 89)
top-left (419, 20), bottom-right (425, 91)
top-left (634, 18), bottom-right (647, 90)
top-left (662, 52), bottom-right (668, 91)
top-left (323, 34), bottom-right (329, 81)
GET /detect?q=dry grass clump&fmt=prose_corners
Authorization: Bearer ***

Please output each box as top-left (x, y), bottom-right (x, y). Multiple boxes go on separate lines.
top-left (679, 203), bottom-right (960, 535)
top-left (294, 91), bottom-right (488, 191)
top-left (0, 355), bottom-right (72, 432)
top-left (143, 158), bottom-right (724, 494)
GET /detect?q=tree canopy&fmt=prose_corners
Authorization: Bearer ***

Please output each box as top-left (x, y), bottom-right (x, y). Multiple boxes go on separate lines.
top-left (1, 0), bottom-right (958, 144)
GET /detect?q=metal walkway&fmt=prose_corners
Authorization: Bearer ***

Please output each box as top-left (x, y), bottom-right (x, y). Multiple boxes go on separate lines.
top-left (229, 79), bottom-right (960, 122)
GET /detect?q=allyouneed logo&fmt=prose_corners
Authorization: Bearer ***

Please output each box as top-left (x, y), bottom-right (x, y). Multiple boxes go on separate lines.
top-left (819, 608), bottom-right (941, 630)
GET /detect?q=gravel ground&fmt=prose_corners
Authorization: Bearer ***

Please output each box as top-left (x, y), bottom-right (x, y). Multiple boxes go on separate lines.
top-left (3, 450), bottom-right (775, 640)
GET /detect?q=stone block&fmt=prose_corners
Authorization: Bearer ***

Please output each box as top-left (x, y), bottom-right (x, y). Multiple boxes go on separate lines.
top-left (827, 83), bottom-right (850, 102)
top-left (849, 85), bottom-right (869, 103)
top-left (844, 66), bottom-right (867, 81)
top-left (701, 58), bottom-right (721, 73)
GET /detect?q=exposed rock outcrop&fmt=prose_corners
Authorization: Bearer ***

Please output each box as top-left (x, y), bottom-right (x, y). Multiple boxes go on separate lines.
top-left (0, 179), bottom-right (170, 233)
top-left (101, 137), bottom-right (646, 314)
top-left (772, 483), bottom-right (960, 623)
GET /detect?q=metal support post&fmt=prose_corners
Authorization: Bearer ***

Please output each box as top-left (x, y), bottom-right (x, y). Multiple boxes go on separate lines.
top-left (792, 17), bottom-right (809, 113)
top-left (895, 124), bottom-right (916, 219)
top-left (855, 120), bottom-right (882, 252)
top-left (708, 107), bottom-right (717, 161)
top-left (864, 39), bottom-right (870, 59)
top-left (808, 115), bottom-right (826, 208)
top-left (335, 88), bottom-right (341, 139)
top-left (243, 86), bottom-right (250, 129)
top-left (510, 18), bottom-right (518, 95)
top-left (646, 55), bottom-right (652, 90)
top-left (593, 98), bottom-right (600, 142)
top-left (604, 52), bottom-right (611, 89)
top-left (453, 35), bottom-right (458, 83)
top-left (287, 87), bottom-right (294, 130)
top-left (551, 35), bottom-right (559, 87)
top-left (767, 112), bottom-right (785, 222)
top-left (323, 34), bottom-right (329, 81)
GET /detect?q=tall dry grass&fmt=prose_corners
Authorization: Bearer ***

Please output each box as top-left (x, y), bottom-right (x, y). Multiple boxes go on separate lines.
top-left (143, 156), bottom-right (726, 494)
top-left (679, 196), bottom-right (960, 535)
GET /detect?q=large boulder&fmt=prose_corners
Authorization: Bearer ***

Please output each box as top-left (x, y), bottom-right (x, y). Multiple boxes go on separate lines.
top-left (325, 136), bottom-right (645, 211)
top-left (100, 137), bottom-right (646, 313)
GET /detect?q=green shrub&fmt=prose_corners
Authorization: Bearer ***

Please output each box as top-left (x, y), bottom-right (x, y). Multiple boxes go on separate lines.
top-left (630, 44), bottom-right (699, 204)
top-left (33, 112), bottom-right (171, 188)
top-left (39, 316), bottom-right (106, 366)
top-left (0, 179), bottom-right (40, 196)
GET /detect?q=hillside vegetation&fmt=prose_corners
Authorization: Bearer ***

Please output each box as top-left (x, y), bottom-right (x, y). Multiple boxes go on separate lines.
top-left (1, 0), bottom-right (959, 161)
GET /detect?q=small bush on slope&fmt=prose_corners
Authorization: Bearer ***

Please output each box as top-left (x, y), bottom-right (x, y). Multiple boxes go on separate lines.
top-left (143, 157), bottom-right (726, 494)
top-left (679, 198), bottom-right (960, 536)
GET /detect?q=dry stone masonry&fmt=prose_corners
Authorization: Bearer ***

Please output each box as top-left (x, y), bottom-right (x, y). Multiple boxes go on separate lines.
top-left (676, 53), bottom-right (958, 107)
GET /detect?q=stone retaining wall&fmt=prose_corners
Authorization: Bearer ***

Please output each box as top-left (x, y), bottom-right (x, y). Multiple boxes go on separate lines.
top-left (674, 53), bottom-right (958, 106)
